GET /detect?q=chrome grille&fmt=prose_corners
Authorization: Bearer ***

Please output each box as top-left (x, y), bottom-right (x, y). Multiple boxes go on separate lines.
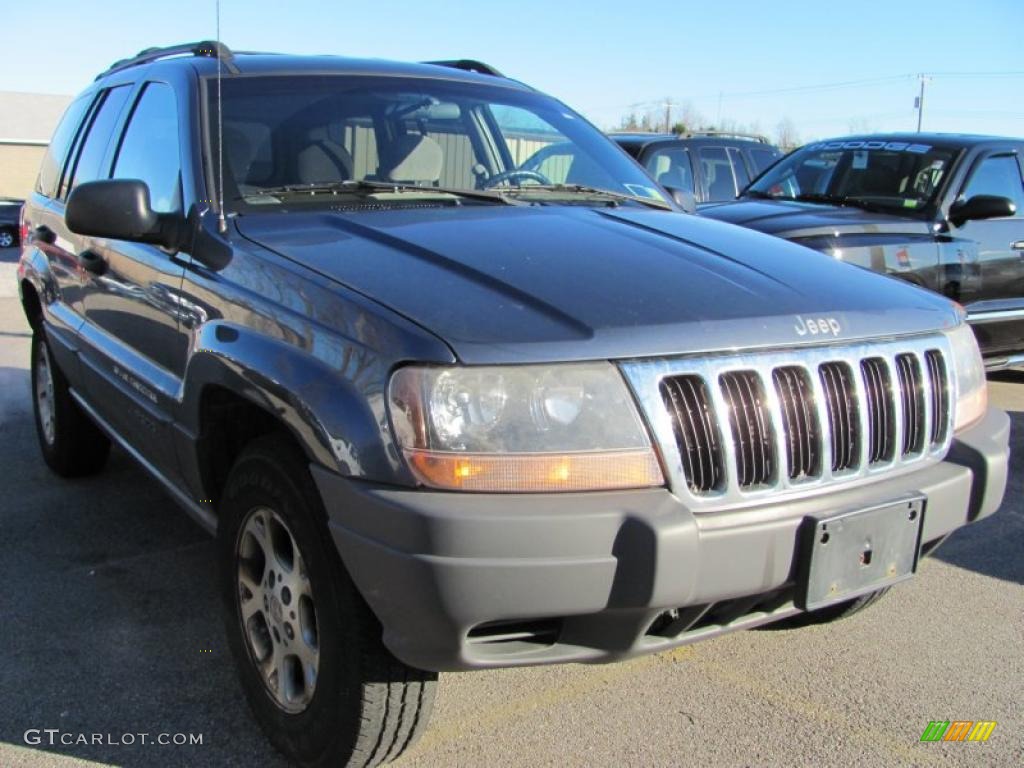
top-left (621, 336), bottom-right (955, 511)
top-left (719, 371), bottom-right (774, 487)
top-left (820, 361), bottom-right (860, 471)
top-left (925, 350), bottom-right (949, 445)
top-left (772, 366), bottom-right (820, 480)
top-left (860, 358), bottom-right (895, 464)
top-left (895, 353), bottom-right (925, 455)
top-left (660, 375), bottom-right (723, 493)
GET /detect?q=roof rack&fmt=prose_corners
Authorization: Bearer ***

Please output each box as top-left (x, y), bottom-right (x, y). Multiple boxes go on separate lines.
top-left (425, 59), bottom-right (504, 77)
top-left (97, 40), bottom-right (238, 80)
top-left (676, 130), bottom-right (771, 144)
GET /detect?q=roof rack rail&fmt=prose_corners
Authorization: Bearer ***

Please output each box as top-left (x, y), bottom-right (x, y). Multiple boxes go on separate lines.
top-left (677, 130), bottom-right (771, 144)
top-left (425, 59), bottom-right (505, 77)
top-left (97, 40), bottom-right (238, 81)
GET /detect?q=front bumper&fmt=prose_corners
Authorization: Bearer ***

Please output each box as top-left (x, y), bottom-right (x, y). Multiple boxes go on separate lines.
top-left (313, 407), bottom-right (1010, 672)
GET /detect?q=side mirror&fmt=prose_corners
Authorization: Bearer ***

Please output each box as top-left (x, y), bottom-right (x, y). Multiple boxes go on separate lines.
top-left (948, 194), bottom-right (1016, 227)
top-left (66, 179), bottom-right (182, 249)
top-left (665, 186), bottom-right (697, 214)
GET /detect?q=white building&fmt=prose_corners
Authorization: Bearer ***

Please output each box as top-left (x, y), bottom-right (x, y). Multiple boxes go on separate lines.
top-left (0, 91), bottom-right (73, 199)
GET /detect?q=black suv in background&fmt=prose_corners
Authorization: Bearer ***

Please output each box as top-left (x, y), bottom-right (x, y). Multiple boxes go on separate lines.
top-left (0, 198), bottom-right (23, 248)
top-left (701, 134), bottom-right (1024, 369)
top-left (610, 132), bottom-right (782, 205)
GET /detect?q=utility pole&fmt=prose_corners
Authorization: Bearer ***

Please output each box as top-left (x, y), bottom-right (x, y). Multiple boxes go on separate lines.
top-left (915, 74), bottom-right (929, 132)
top-left (663, 98), bottom-right (677, 133)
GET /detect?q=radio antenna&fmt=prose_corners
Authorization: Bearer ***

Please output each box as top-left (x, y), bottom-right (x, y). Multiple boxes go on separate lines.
top-left (215, 0), bottom-right (227, 234)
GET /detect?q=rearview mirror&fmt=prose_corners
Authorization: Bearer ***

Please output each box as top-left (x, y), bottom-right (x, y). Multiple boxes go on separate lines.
top-left (948, 194), bottom-right (1016, 227)
top-left (66, 179), bottom-right (182, 249)
top-left (665, 186), bottom-right (697, 214)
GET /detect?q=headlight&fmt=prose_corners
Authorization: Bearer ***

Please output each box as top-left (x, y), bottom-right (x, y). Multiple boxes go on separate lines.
top-left (388, 363), bottom-right (664, 492)
top-left (945, 323), bottom-right (987, 433)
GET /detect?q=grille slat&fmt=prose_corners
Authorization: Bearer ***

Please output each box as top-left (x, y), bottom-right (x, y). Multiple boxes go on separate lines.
top-left (861, 358), bottom-right (895, 464)
top-left (896, 353), bottom-right (926, 455)
top-left (819, 362), bottom-right (860, 472)
top-left (925, 350), bottom-right (950, 445)
top-left (660, 376), bottom-right (723, 493)
top-left (719, 371), bottom-right (774, 488)
top-left (773, 366), bottom-right (821, 480)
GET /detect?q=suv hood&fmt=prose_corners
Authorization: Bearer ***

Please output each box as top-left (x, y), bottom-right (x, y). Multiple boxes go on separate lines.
top-left (700, 198), bottom-right (934, 239)
top-left (236, 206), bottom-right (958, 364)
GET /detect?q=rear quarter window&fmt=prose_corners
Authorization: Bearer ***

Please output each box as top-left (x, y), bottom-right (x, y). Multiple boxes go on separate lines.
top-left (34, 95), bottom-right (93, 199)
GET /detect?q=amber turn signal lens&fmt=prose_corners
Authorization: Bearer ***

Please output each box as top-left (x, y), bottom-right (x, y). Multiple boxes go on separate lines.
top-left (405, 449), bottom-right (664, 492)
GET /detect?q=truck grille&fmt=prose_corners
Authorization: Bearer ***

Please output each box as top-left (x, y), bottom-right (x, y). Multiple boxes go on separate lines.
top-left (624, 338), bottom-right (953, 508)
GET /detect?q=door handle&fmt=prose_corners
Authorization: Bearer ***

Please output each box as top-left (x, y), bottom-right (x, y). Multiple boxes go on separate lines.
top-left (32, 225), bottom-right (56, 245)
top-left (1012, 241), bottom-right (1024, 251)
top-left (77, 249), bottom-right (108, 276)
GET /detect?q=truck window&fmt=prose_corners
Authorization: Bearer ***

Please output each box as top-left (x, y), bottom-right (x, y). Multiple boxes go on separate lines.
top-left (728, 147), bottom-right (750, 188)
top-left (112, 83), bottom-right (182, 214)
top-left (62, 85), bottom-right (132, 200)
top-left (644, 147), bottom-right (696, 195)
top-left (699, 146), bottom-right (737, 201)
top-left (961, 154), bottom-right (1024, 216)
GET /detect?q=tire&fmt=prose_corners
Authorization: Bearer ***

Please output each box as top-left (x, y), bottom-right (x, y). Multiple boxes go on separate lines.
top-left (218, 434), bottom-right (436, 768)
top-left (0, 227), bottom-right (14, 248)
top-left (31, 329), bottom-right (111, 477)
top-left (766, 588), bottom-right (892, 629)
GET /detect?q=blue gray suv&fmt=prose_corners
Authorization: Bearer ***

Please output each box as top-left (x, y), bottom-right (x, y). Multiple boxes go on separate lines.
top-left (17, 42), bottom-right (1009, 767)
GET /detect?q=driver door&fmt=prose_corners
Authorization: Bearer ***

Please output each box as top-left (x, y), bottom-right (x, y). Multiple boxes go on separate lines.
top-left (952, 150), bottom-right (1024, 357)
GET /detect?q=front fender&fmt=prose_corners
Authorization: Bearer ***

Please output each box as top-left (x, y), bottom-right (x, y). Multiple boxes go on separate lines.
top-left (176, 320), bottom-right (418, 499)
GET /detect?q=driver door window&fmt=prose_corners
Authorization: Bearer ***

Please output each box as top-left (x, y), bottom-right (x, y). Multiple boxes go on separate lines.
top-left (960, 154), bottom-right (1024, 215)
top-left (112, 82), bottom-right (182, 212)
top-left (645, 148), bottom-right (695, 195)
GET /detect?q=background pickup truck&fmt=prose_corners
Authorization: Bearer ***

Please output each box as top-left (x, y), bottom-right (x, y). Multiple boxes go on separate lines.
top-left (17, 43), bottom-right (1009, 768)
top-left (701, 133), bottom-right (1024, 371)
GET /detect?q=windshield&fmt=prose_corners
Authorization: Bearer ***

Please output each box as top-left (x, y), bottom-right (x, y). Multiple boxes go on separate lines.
top-left (745, 139), bottom-right (960, 214)
top-left (207, 75), bottom-right (667, 210)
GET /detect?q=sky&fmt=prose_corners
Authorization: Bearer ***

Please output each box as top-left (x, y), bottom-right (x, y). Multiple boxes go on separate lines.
top-left (3, 0), bottom-right (1022, 142)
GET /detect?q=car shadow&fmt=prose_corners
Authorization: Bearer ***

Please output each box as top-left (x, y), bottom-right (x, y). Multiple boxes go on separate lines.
top-left (0, 412), bottom-right (291, 766)
top-left (929, 385), bottom-right (1023, 586)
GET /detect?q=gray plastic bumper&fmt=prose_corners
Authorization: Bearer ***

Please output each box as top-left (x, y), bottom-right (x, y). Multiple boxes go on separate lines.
top-left (312, 407), bottom-right (1010, 672)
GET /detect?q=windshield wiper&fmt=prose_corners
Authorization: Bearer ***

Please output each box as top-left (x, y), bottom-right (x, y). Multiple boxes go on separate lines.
top-left (501, 184), bottom-right (672, 211)
top-left (241, 180), bottom-right (519, 205)
top-left (794, 193), bottom-right (897, 213)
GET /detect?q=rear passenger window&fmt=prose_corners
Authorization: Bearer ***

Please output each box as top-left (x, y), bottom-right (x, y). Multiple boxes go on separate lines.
top-left (961, 154), bottom-right (1024, 216)
top-left (699, 146), bottom-right (737, 201)
top-left (727, 147), bottom-right (750, 188)
top-left (63, 85), bottom-right (132, 199)
top-left (113, 83), bottom-right (182, 213)
top-left (35, 95), bottom-right (93, 198)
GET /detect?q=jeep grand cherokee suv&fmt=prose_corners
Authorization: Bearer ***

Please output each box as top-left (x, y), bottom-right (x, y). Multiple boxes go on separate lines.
top-left (18, 43), bottom-right (1009, 767)
top-left (701, 134), bottom-right (1024, 370)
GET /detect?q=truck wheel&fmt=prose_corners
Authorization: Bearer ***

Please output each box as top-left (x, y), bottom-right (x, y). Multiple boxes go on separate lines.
top-left (769, 588), bottom-right (892, 629)
top-left (218, 434), bottom-right (436, 767)
top-left (31, 330), bottom-right (111, 477)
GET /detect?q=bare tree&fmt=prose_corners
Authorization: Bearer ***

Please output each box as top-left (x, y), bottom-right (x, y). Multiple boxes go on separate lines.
top-left (775, 118), bottom-right (800, 151)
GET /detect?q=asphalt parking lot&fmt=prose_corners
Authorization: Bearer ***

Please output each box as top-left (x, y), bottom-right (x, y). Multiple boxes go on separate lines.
top-left (0, 244), bottom-right (1021, 767)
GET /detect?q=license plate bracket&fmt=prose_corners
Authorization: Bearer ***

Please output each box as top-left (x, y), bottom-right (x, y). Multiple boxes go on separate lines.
top-left (797, 495), bottom-right (926, 611)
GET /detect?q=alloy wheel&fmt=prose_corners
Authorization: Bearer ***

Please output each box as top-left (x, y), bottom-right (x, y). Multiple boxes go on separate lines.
top-left (236, 507), bottom-right (320, 714)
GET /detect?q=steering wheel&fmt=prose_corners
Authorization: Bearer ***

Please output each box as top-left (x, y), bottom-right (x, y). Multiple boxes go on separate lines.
top-left (480, 169), bottom-right (552, 189)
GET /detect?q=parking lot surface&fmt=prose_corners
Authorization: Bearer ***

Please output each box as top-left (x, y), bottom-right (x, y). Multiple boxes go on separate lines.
top-left (0, 269), bottom-right (1021, 767)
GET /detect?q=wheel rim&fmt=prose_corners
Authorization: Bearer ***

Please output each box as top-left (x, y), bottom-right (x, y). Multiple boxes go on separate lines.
top-left (35, 341), bottom-right (56, 445)
top-left (0, 231), bottom-right (12, 248)
top-left (236, 507), bottom-right (320, 714)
